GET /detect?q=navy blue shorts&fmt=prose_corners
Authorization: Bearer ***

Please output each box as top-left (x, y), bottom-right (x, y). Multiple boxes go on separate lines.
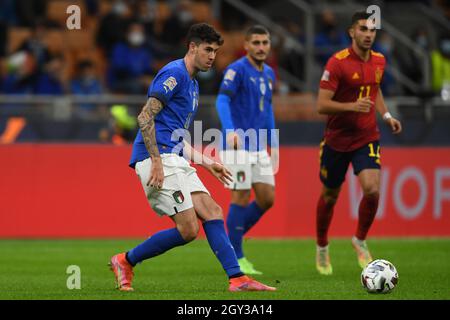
top-left (319, 140), bottom-right (381, 189)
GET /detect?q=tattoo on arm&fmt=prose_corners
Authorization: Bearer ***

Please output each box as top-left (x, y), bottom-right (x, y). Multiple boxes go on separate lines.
top-left (137, 97), bottom-right (164, 159)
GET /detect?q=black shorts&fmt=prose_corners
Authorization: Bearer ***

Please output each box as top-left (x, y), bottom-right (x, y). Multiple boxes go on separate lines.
top-left (319, 140), bottom-right (381, 189)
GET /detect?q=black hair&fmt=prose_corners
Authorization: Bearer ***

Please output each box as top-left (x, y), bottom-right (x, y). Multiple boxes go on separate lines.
top-left (350, 11), bottom-right (372, 27)
top-left (186, 23), bottom-right (224, 47)
top-left (245, 25), bottom-right (270, 40)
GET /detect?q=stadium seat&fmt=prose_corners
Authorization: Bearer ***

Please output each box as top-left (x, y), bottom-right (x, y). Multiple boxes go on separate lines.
top-left (191, 1), bottom-right (217, 25)
top-left (43, 30), bottom-right (65, 55)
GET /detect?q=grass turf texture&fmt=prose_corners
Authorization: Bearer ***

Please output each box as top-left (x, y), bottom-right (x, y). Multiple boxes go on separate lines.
top-left (0, 238), bottom-right (449, 300)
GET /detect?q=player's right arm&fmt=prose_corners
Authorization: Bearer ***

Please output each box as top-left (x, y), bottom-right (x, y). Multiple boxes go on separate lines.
top-left (138, 67), bottom-right (183, 189)
top-left (138, 97), bottom-right (164, 189)
top-left (317, 56), bottom-right (373, 115)
top-left (317, 89), bottom-right (373, 115)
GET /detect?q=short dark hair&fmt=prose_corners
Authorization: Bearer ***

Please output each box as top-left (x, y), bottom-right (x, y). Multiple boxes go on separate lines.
top-left (186, 23), bottom-right (224, 47)
top-left (245, 25), bottom-right (270, 40)
top-left (350, 11), bottom-right (372, 27)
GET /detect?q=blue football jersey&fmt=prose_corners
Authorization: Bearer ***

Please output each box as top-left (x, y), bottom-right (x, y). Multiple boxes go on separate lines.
top-left (129, 59), bottom-right (199, 168)
top-left (218, 56), bottom-right (276, 151)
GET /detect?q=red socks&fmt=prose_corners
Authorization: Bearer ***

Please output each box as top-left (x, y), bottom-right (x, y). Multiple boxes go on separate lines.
top-left (355, 194), bottom-right (379, 240)
top-left (316, 196), bottom-right (336, 247)
top-left (316, 193), bottom-right (379, 246)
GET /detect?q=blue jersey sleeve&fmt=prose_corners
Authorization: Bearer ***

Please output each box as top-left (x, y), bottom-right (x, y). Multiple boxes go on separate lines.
top-left (148, 67), bottom-right (184, 106)
top-left (215, 93), bottom-right (235, 130)
top-left (218, 65), bottom-right (242, 98)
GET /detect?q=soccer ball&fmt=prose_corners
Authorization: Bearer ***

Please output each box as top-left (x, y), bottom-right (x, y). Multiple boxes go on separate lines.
top-left (361, 259), bottom-right (398, 293)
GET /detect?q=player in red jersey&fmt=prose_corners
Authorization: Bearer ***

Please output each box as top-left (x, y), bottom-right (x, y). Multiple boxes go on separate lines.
top-left (315, 11), bottom-right (402, 275)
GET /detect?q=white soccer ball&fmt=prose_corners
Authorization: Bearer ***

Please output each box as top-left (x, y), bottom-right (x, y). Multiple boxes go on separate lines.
top-left (361, 259), bottom-right (399, 293)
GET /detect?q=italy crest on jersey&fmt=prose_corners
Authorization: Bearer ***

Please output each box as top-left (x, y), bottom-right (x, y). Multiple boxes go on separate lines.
top-left (259, 77), bottom-right (266, 95)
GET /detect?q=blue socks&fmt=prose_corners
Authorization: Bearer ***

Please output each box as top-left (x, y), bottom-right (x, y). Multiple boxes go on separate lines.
top-left (243, 202), bottom-right (265, 233)
top-left (226, 201), bottom-right (265, 259)
top-left (126, 228), bottom-right (187, 266)
top-left (203, 219), bottom-right (242, 278)
top-left (126, 219), bottom-right (243, 279)
top-left (226, 204), bottom-right (247, 259)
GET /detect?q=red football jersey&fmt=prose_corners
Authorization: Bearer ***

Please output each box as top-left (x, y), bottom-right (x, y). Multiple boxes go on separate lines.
top-left (319, 47), bottom-right (386, 152)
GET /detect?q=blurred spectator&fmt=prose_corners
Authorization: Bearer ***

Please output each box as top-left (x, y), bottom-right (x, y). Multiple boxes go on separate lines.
top-left (96, 0), bottom-right (133, 57)
top-left (314, 10), bottom-right (350, 65)
top-left (1, 51), bottom-right (37, 94)
top-left (142, 0), bottom-right (190, 63)
top-left (108, 22), bottom-right (155, 94)
top-left (399, 27), bottom-right (431, 94)
top-left (431, 35), bottom-right (450, 94)
top-left (99, 104), bottom-right (137, 145)
top-left (85, 0), bottom-right (100, 17)
top-left (14, 0), bottom-right (48, 28)
top-left (278, 21), bottom-right (305, 91)
top-left (17, 21), bottom-right (51, 71)
top-left (70, 60), bottom-right (103, 95)
top-left (70, 60), bottom-right (104, 117)
top-left (373, 32), bottom-right (399, 96)
top-left (35, 54), bottom-right (66, 95)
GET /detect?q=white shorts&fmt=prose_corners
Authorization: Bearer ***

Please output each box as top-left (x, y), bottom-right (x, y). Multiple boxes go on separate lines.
top-left (135, 154), bottom-right (209, 217)
top-left (220, 150), bottom-right (275, 190)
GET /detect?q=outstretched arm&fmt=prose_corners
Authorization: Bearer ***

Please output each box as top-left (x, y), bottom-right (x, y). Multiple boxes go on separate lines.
top-left (183, 141), bottom-right (233, 186)
top-left (137, 97), bottom-right (164, 188)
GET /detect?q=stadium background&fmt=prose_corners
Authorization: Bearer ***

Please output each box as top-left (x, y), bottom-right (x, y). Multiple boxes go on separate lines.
top-left (0, 0), bottom-right (449, 239)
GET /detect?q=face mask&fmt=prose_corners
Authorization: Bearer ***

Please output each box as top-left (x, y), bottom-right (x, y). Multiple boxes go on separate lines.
top-left (112, 2), bottom-right (127, 15)
top-left (441, 40), bottom-right (450, 55)
top-left (416, 36), bottom-right (428, 48)
top-left (178, 11), bottom-right (193, 23)
top-left (128, 32), bottom-right (145, 46)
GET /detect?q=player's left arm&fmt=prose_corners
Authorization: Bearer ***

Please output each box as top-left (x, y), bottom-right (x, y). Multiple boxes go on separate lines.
top-left (266, 102), bottom-right (279, 174)
top-left (266, 71), bottom-right (279, 173)
top-left (375, 89), bottom-right (402, 134)
top-left (183, 141), bottom-right (233, 186)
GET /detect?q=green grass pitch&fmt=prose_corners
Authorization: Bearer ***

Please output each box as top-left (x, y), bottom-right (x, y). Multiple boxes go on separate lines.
top-left (0, 238), bottom-right (449, 300)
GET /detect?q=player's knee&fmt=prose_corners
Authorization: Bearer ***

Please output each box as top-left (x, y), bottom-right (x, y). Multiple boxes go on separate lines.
top-left (178, 222), bottom-right (199, 242)
top-left (208, 203), bottom-right (223, 220)
top-left (362, 185), bottom-right (379, 198)
top-left (257, 194), bottom-right (274, 211)
top-left (322, 188), bottom-right (340, 204)
top-left (231, 191), bottom-right (251, 206)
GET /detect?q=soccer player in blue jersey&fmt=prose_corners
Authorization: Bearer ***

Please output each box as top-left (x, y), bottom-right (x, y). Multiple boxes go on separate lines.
top-left (109, 23), bottom-right (276, 292)
top-left (215, 25), bottom-right (278, 275)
